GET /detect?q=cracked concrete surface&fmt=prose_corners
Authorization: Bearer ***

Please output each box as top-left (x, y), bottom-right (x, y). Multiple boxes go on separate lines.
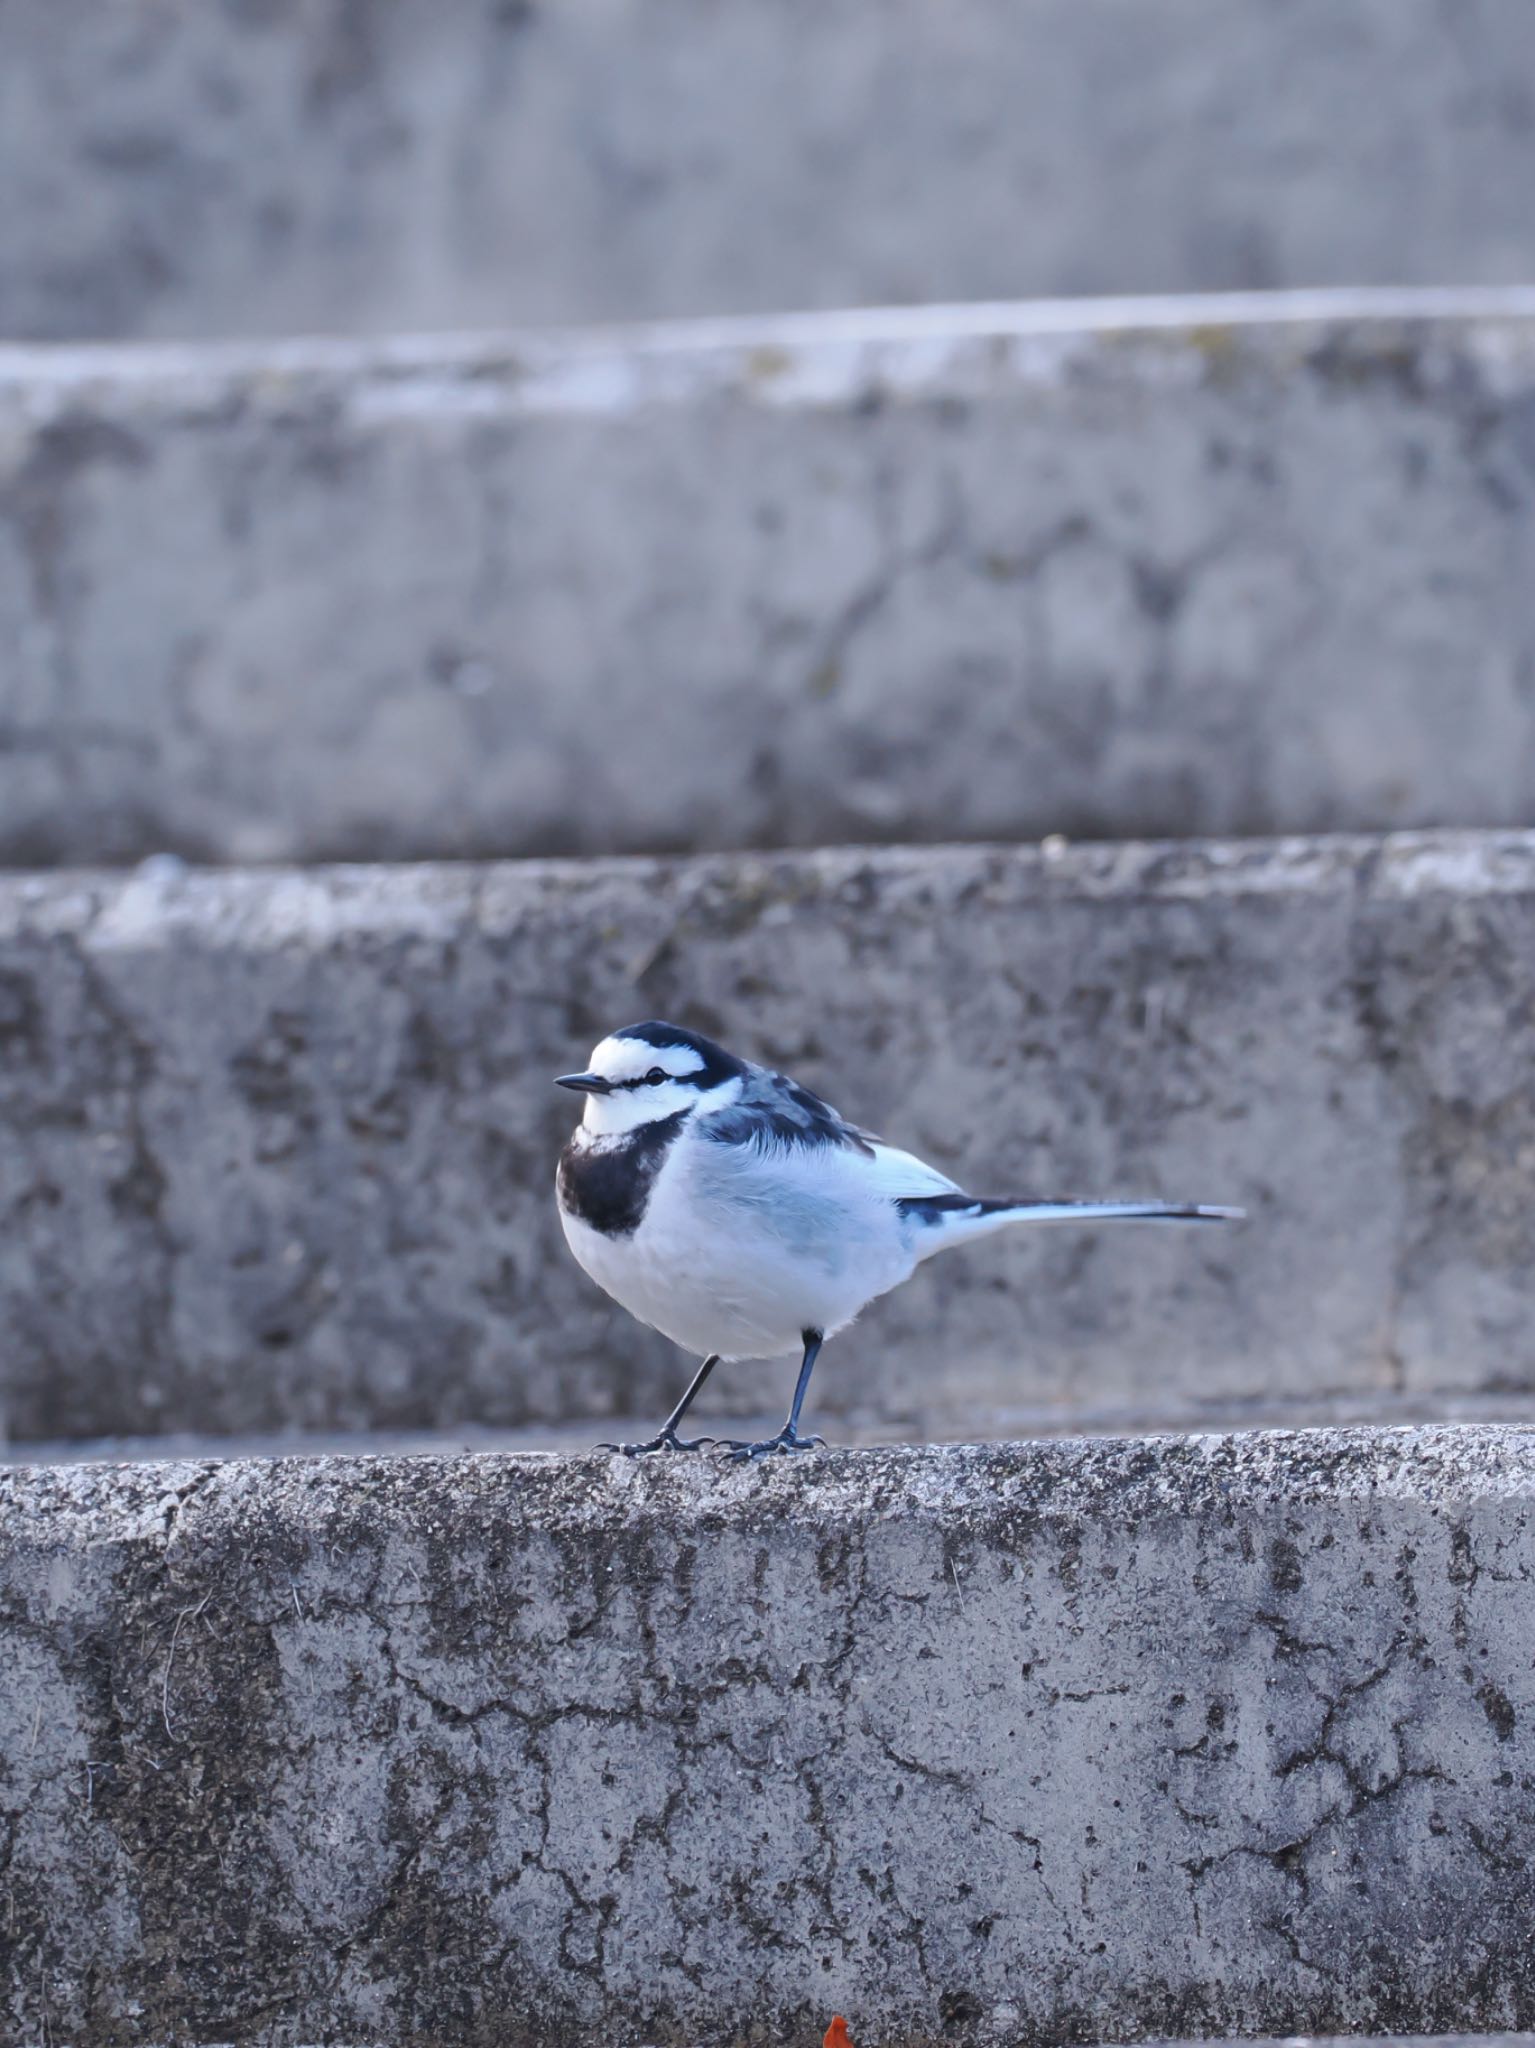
top-left (3, 3), bottom-right (1535, 341)
top-left (3, 1428), bottom-right (1535, 2045)
top-left (1146, 2040), bottom-right (1535, 2048)
top-left (5, 294), bottom-right (1535, 865)
top-left (5, 830), bottom-right (1535, 1443)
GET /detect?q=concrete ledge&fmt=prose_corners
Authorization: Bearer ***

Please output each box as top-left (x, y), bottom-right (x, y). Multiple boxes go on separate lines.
top-left (5, 292), bottom-right (1535, 865)
top-left (3, 2), bottom-right (1535, 340)
top-left (1145, 2041), bottom-right (1535, 2048)
top-left (4, 1427), bottom-right (1535, 2044)
top-left (5, 829), bottom-right (1535, 1442)
top-left (20, 1387), bottom-right (1535, 1477)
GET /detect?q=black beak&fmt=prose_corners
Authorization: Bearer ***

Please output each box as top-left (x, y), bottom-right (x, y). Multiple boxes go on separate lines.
top-left (556, 1071), bottom-right (612, 1094)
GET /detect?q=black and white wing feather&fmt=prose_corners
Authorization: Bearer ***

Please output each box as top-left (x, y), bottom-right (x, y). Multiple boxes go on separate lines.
top-left (692, 1059), bottom-right (1241, 1252)
top-left (697, 1065), bottom-right (881, 1158)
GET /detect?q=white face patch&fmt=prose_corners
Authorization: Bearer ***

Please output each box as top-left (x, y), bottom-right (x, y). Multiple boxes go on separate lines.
top-left (588, 1036), bottom-right (707, 1087)
top-left (573, 1034), bottom-right (734, 1138)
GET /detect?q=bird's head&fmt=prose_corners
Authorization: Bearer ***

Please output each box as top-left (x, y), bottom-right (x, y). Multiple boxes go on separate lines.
top-left (556, 1021), bottom-right (746, 1136)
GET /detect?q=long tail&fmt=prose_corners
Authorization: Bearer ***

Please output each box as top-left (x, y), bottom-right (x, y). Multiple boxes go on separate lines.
top-left (898, 1190), bottom-right (1243, 1258)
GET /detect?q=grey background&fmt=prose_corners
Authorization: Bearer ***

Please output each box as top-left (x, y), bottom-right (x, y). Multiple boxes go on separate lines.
top-left (5, 832), bottom-right (1534, 1446)
top-left (5, 295), bottom-right (1535, 870)
top-left (3, 0), bottom-right (1535, 341)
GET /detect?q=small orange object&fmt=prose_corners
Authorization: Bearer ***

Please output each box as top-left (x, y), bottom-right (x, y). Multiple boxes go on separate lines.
top-left (824, 2020), bottom-right (855, 2048)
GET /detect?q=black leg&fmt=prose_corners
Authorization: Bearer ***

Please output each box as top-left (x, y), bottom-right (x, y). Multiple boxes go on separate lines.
top-left (718, 1331), bottom-right (827, 1462)
top-left (598, 1354), bottom-right (720, 1456)
top-left (783, 1331), bottom-right (823, 1439)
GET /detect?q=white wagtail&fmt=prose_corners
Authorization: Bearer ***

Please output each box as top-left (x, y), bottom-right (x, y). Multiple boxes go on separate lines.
top-left (556, 1020), bottom-right (1242, 1461)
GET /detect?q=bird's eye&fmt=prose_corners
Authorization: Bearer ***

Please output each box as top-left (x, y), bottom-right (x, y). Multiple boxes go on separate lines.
top-left (645, 1067), bottom-right (667, 1086)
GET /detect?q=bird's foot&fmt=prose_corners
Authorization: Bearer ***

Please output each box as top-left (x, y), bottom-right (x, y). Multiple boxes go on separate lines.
top-left (597, 1428), bottom-right (715, 1457)
top-left (717, 1426), bottom-right (827, 1463)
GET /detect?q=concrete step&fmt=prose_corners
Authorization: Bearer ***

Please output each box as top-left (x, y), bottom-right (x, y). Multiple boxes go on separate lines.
top-left (3, 1426), bottom-right (1532, 2044)
top-left (1145, 2041), bottom-right (1535, 2048)
top-left (19, 1387), bottom-right (1535, 1474)
top-left (20, 1384), bottom-right (1535, 1482)
top-left (5, 289), bottom-right (1535, 868)
top-left (3, 2), bottom-right (1534, 341)
top-left (4, 828), bottom-right (1535, 1446)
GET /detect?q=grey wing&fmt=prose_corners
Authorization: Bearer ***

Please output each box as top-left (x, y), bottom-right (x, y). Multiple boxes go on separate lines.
top-left (699, 1065), bottom-right (880, 1157)
top-left (697, 1067), bottom-right (966, 1217)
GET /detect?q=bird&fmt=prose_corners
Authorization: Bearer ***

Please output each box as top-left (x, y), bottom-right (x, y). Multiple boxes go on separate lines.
top-left (554, 1020), bottom-right (1242, 1462)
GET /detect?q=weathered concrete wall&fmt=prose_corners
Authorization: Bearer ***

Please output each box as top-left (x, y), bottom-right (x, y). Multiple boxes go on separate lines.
top-left (3, 1), bottom-right (1535, 341)
top-left (5, 293), bottom-right (1535, 867)
top-left (3, 1429), bottom-right (1535, 2045)
top-left (1150, 2041), bottom-right (1535, 2048)
top-left (4, 831), bottom-right (1535, 1444)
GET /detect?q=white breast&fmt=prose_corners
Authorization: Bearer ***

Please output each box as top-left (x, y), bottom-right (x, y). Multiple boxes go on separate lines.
top-left (557, 1126), bottom-right (919, 1361)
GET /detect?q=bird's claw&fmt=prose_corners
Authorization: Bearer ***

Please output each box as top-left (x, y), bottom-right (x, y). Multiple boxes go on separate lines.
top-left (597, 1430), bottom-right (716, 1457)
top-left (717, 1429), bottom-right (827, 1463)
